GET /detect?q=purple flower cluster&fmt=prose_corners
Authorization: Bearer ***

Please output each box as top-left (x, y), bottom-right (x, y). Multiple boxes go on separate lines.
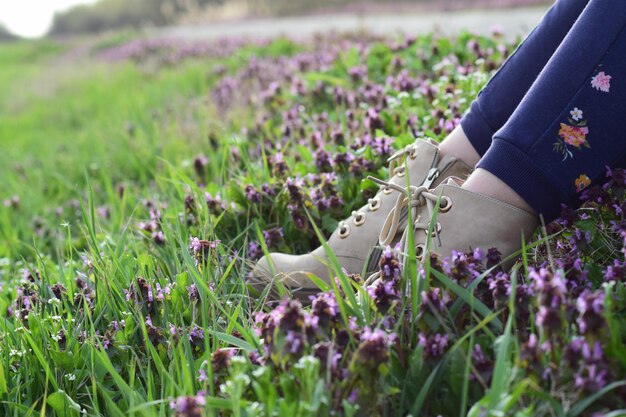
top-left (169, 392), bottom-right (206, 417)
top-left (189, 236), bottom-right (220, 264)
top-left (251, 290), bottom-right (397, 409)
top-left (138, 200), bottom-right (166, 245)
top-left (367, 246), bottom-right (402, 312)
top-left (418, 332), bottom-right (449, 359)
top-left (531, 268), bottom-right (567, 334)
top-left (100, 37), bottom-right (267, 66)
top-left (355, 327), bottom-right (396, 367)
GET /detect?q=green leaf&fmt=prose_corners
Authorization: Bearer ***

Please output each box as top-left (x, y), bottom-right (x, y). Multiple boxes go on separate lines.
top-left (209, 330), bottom-right (254, 352)
top-left (601, 410), bottom-right (626, 417)
top-left (411, 310), bottom-right (501, 416)
top-left (431, 269), bottom-right (502, 332)
top-left (49, 350), bottom-right (75, 371)
top-left (47, 391), bottom-right (81, 417)
top-left (303, 72), bottom-right (346, 87)
top-left (0, 357), bottom-right (7, 395)
top-left (487, 270), bottom-right (517, 408)
top-left (321, 214), bottom-right (339, 235)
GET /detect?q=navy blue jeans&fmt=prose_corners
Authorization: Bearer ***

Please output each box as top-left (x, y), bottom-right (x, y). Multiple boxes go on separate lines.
top-left (460, 0), bottom-right (626, 220)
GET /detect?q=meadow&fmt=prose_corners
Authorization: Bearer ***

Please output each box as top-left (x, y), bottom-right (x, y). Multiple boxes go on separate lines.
top-left (0, 29), bottom-right (625, 416)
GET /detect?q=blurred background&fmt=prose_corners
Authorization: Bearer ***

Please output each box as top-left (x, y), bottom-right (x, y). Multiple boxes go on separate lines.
top-left (1, 0), bottom-right (549, 40)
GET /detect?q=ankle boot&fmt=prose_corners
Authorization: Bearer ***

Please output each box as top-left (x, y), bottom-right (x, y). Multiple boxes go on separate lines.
top-left (248, 139), bottom-right (473, 301)
top-left (368, 177), bottom-right (538, 281)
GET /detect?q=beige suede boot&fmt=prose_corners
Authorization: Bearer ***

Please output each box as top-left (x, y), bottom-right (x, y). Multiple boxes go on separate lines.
top-left (365, 177), bottom-right (538, 286)
top-left (249, 139), bottom-right (473, 301)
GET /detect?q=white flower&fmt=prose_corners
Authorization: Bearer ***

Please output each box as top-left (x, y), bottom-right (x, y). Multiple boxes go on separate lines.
top-left (9, 349), bottom-right (24, 357)
top-left (570, 107), bottom-right (583, 121)
top-left (65, 373), bottom-right (76, 381)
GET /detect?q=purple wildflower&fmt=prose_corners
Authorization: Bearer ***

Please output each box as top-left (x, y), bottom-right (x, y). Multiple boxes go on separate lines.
top-left (3, 195), bottom-right (20, 209)
top-left (211, 348), bottom-right (235, 373)
top-left (205, 192), bottom-right (226, 212)
top-left (421, 287), bottom-right (450, 313)
top-left (355, 327), bottom-right (395, 367)
top-left (244, 185), bottom-right (261, 203)
top-left (576, 290), bottom-right (605, 334)
top-left (530, 268), bottom-right (567, 333)
top-left (169, 392), bottom-right (206, 417)
top-left (418, 332), bottom-right (449, 359)
top-left (189, 326), bottom-right (204, 345)
top-left (471, 344), bottom-right (493, 382)
top-left (371, 136), bottom-right (394, 157)
top-left (313, 341), bottom-right (342, 373)
top-left (248, 240), bottom-right (261, 260)
top-left (285, 177), bottom-right (305, 203)
top-left (310, 291), bottom-right (339, 328)
top-left (189, 237), bottom-right (220, 263)
top-left (262, 227), bottom-right (283, 248)
top-left (187, 284), bottom-right (199, 302)
top-left (284, 330), bottom-right (305, 355)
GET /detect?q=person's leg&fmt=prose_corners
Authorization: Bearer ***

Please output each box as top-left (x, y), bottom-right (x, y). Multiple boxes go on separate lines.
top-left (384, 0), bottom-right (626, 270)
top-left (440, 0), bottom-right (590, 166)
top-left (471, 0), bottom-right (626, 221)
top-left (463, 168), bottom-right (535, 214)
top-left (439, 125), bottom-right (481, 167)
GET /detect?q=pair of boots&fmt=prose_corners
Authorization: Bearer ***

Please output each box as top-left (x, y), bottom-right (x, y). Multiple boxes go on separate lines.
top-left (249, 139), bottom-right (538, 301)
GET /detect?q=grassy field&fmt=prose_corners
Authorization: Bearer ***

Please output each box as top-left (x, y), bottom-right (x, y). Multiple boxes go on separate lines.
top-left (1, 31), bottom-right (625, 416)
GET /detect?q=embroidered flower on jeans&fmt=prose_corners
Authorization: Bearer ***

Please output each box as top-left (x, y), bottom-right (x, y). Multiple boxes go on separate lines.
top-left (559, 124), bottom-right (589, 148)
top-left (591, 71), bottom-right (611, 92)
top-left (553, 109), bottom-right (590, 160)
top-left (570, 107), bottom-right (583, 121)
top-left (575, 174), bottom-right (591, 192)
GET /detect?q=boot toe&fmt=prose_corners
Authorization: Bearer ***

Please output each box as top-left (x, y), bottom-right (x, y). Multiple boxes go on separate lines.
top-left (248, 252), bottom-right (329, 301)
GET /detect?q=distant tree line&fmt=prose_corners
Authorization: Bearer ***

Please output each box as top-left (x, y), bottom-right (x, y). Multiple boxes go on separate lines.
top-left (49, 0), bottom-right (429, 35)
top-left (240, 0), bottom-right (546, 16)
top-left (49, 0), bottom-right (224, 35)
top-left (49, 0), bottom-right (546, 35)
top-left (0, 23), bottom-right (19, 41)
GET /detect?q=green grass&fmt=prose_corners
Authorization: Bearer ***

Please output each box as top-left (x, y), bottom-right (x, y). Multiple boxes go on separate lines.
top-left (1, 32), bottom-right (625, 417)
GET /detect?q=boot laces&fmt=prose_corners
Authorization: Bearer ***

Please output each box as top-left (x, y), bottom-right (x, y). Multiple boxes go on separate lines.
top-left (339, 142), bottom-right (426, 234)
top-left (386, 143), bottom-right (419, 177)
top-left (367, 176), bottom-right (442, 247)
top-left (362, 175), bottom-right (446, 288)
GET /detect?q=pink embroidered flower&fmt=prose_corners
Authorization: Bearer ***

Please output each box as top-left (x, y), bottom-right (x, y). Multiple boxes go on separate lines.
top-left (591, 71), bottom-right (611, 92)
top-left (559, 123), bottom-right (589, 148)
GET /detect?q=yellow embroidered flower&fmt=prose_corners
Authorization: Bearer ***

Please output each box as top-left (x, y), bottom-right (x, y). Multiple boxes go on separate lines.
top-left (559, 123), bottom-right (589, 148)
top-left (575, 174), bottom-right (591, 192)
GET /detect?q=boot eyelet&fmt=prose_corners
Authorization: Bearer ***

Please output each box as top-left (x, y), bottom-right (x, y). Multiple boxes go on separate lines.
top-left (415, 244), bottom-right (425, 257)
top-left (382, 186), bottom-right (393, 195)
top-left (394, 166), bottom-right (406, 177)
top-left (368, 197), bottom-right (381, 212)
top-left (409, 147), bottom-right (419, 159)
top-left (338, 223), bottom-right (350, 239)
top-left (439, 196), bottom-right (452, 213)
top-left (353, 211), bottom-right (366, 226)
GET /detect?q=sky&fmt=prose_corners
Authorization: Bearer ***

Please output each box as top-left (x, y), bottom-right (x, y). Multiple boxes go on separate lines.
top-left (0, 0), bottom-right (98, 38)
